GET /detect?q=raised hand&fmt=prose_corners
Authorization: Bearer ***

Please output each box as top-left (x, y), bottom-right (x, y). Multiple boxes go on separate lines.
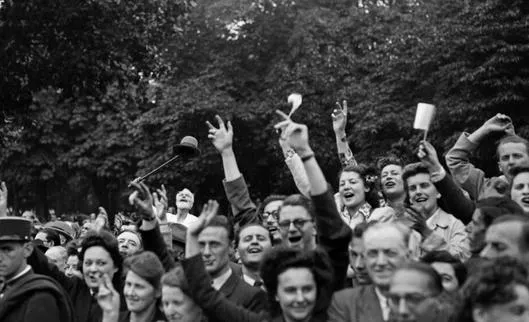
top-left (481, 113), bottom-right (515, 135)
top-left (207, 115), bottom-right (234, 154)
top-left (153, 184), bottom-right (168, 222)
top-left (93, 207), bottom-right (109, 232)
top-left (0, 181), bottom-right (7, 217)
top-left (274, 110), bottom-right (311, 156)
top-left (96, 273), bottom-right (120, 314)
top-left (403, 207), bottom-right (430, 238)
top-left (417, 141), bottom-right (443, 173)
top-left (129, 182), bottom-right (155, 221)
top-left (187, 200), bottom-right (219, 237)
top-left (332, 100), bottom-right (348, 135)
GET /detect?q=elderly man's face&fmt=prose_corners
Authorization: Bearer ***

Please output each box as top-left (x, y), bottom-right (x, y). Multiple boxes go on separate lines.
top-left (363, 225), bottom-right (409, 289)
top-left (176, 189), bottom-right (194, 210)
top-left (45, 247), bottom-right (67, 272)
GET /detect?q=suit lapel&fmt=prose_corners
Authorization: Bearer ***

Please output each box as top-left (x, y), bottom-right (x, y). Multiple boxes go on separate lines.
top-left (360, 285), bottom-right (385, 322)
top-left (218, 270), bottom-right (238, 298)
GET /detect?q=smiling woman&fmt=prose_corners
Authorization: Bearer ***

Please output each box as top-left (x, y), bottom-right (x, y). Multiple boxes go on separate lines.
top-left (119, 251), bottom-right (166, 322)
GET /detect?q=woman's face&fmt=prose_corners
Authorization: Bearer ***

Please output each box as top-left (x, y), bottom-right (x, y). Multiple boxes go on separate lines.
top-left (276, 267), bottom-right (317, 322)
top-left (474, 284), bottom-right (529, 322)
top-left (82, 246), bottom-right (118, 289)
top-left (339, 171), bottom-right (368, 210)
top-left (124, 270), bottom-right (158, 313)
top-left (511, 172), bottom-right (529, 214)
top-left (162, 285), bottom-right (202, 322)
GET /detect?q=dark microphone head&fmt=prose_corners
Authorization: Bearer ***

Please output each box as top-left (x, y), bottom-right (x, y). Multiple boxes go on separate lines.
top-left (174, 136), bottom-right (200, 157)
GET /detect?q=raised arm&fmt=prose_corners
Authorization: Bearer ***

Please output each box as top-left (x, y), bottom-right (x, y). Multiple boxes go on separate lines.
top-left (0, 181), bottom-right (7, 217)
top-left (207, 115), bottom-right (259, 226)
top-left (130, 182), bottom-right (176, 271)
top-left (279, 136), bottom-right (311, 197)
top-left (332, 100), bottom-right (357, 168)
top-left (274, 111), bottom-right (352, 291)
top-left (445, 114), bottom-right (514, 200)
top-left (418, 141), bottom-right (475, 224)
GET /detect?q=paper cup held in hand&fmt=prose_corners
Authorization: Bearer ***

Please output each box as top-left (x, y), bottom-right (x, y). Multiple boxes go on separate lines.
top-left (414, 103), bottom-right (436, 131)
top-left (287, 93), bottom-right (302, 116)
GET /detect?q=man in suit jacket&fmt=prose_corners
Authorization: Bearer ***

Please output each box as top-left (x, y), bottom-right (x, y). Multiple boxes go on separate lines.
top-left (198, 216), bottom-right (266, 315)
top-left (328, 222), bottom-right (411, 322)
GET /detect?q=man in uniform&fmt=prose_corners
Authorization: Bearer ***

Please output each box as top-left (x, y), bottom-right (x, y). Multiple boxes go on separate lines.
top-left (0, 217), bottom-right (74, 321)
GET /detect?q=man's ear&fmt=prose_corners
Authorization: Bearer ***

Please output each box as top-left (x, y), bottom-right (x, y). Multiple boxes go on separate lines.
top-left (23, 242), bottom-right (34, 258)
top-left (472, 307), bottom-right (487, 322)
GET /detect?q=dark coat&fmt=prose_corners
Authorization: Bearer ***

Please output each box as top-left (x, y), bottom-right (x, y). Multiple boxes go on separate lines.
top-left (28, 245), bottom-right (125, 322)
top-left (182, 254), bottom-right (328, 322)
top-left (118, 306), bottom-right (166, 322)
top-left (327, 285), bottom-right (384, 322)
top-left (0, 268), bottom-right (75, 322)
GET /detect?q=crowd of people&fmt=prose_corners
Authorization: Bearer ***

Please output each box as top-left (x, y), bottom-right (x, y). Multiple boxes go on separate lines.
top-left (1, 107), bottom-right (529, 322)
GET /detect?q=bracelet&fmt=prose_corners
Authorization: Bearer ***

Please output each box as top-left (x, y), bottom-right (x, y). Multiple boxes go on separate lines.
top-left (284, 149), bottom-right (296, 160)
top-left (301, 153), bottom-right (315, 162)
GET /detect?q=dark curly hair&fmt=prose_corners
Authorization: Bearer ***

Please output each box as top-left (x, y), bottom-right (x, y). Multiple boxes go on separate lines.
top-left (257, 195), bottom-right (287, 220)
top-left (421, 250), bottom-right (467, 287)
top-left (278, 194), bottom-right (316, 219)
top-left (260, 246), bottom-right (334, 319)
top-left (452, 257), bottom-right (529, 322)
top-left (79, 230), bottom-right (123, 290)
top-left (338, 164), bottom-right (381, 209)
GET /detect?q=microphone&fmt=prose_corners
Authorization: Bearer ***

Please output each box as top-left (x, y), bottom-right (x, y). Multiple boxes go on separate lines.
top-left (130, 136), bottom-right (200, 185)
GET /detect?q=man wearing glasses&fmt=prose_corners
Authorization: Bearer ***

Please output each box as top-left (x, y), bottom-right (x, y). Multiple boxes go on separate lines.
top-left (276, 195), bottom-right (317, 250)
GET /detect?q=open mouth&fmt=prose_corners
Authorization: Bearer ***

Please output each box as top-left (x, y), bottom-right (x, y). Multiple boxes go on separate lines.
top-left (385, 181), bottom-right (396, 188)
top-left (415, 197), bottom-right (428, 203)
top-left (521, 197), bottom-right (529, 204)
top-left (288, 236), bottom-right (303, 243)
top-left (343, 191), bottom-right (355, 199)
top-left (247, 247), bottom-right (262, 254)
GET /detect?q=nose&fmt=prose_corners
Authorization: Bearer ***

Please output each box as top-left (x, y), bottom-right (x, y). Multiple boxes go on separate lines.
top-left (354, 255), bottom-right (365, 270)
top-left (202, 244), bottom-right (212, 257)
top-left (294, 289), bottom-right (305, 302)
top-left (288, 221), bottom-right (298, 233)
top-left (86, 262), bottom-right (98, 272)
top-left (375, 252), bottom-right (388, 266)
top-left (480, 244), bottom-right (492, 258)
top-left (398, 298), bottom-right (411, 317)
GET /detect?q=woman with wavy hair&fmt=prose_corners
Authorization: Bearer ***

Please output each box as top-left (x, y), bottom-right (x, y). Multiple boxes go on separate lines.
top-left (336, 164), bottom-right (383, 229)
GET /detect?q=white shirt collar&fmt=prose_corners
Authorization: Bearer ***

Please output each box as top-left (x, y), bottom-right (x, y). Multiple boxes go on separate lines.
top-left (5, 265), bottom-right (31, 285)
top-left (242, 274), bottom-right (256, 286)
top-left (211, 267), bottom-right (232, 290)
top-left (374, 287), bottom-right (390, 321)
top-left (426, 208), bottom-right (450, 230)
